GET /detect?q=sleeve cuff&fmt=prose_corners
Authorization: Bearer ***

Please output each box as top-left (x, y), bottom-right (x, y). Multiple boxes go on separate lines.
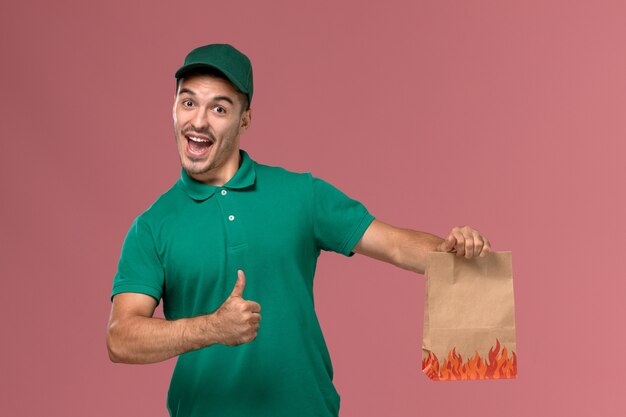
top-left (111, 283), bottom-right (162, 305)
top-left (340, 212), bottom-right (376, 257)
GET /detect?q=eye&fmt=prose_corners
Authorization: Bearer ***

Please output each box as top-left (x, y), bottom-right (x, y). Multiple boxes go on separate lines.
top-left (182, 99), bottom-right (193, 107)
top-left (214, 106), bottom-right (226, 114)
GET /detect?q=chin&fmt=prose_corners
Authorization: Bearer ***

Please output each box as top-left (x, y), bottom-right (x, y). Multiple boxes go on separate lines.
top-left (184, 160), bottom-right (213, 176)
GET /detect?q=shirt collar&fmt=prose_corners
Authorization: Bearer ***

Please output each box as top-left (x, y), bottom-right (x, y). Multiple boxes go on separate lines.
top-left (177, 149), bottom-right (257, 201)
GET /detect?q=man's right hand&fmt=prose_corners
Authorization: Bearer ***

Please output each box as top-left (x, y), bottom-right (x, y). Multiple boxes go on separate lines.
top-left (107, 270), bottom-right (261, 364)
top-left (210, 270), bottom-right (261, 346)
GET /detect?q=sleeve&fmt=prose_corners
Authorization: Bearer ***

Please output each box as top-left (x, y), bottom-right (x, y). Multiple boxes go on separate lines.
top-left (309, 174), bottom-right (375, 256)
top-left (110, 216), bottom-right (165, 304)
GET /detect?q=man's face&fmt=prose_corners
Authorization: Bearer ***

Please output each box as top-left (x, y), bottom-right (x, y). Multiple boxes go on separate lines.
top-left (173, 73), bottom-right (251, 184)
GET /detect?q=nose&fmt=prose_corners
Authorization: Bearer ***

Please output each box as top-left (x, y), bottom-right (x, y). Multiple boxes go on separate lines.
top-left (190, 107), bottom-right (209, 131)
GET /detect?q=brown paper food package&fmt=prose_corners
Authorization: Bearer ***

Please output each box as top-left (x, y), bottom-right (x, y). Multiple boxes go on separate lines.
top-left (422, 251), bottom-right (517, 381)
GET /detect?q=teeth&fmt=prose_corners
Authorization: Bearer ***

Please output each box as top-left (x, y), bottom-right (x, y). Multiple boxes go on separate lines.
top-left (188, 136), bottom-right (211, 143)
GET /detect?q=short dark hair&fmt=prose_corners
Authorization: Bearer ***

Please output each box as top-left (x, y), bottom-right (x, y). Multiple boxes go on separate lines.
top-left (175, 67), bottom-right (250, 111)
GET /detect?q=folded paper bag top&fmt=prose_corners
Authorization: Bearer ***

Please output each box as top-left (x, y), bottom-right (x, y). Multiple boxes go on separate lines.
top-left (422, 251), bottom-right (517, 381)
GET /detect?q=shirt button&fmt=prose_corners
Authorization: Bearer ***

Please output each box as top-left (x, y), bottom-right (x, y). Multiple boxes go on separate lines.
top-left (221, 190), bottom-right (227, 196)
top-left (228, 215), bottom-right (235, 221)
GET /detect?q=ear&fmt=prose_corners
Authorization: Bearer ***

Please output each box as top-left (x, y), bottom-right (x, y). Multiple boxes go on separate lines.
top-left (173, 81), bottom-right (181, 121)
top-left (239, 108), bottom-right (252, 132)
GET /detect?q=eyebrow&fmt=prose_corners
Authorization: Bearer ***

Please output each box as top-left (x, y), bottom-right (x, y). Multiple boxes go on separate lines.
top-left (178, 88), bottom-right (235, 105)
top-left (212, 95), bottom-right (235, 105)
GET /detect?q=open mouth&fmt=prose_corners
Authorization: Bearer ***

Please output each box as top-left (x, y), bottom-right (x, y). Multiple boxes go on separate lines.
top-left (186, 134), bottom-right (214, 157)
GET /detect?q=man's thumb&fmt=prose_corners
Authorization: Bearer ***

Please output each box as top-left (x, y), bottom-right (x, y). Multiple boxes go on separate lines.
top-left (439, 235), bottom-right (455, 252)
top-left (230, 270), bottom-right (246, 298)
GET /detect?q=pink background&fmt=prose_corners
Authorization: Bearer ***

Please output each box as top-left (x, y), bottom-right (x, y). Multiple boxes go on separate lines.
top-left (1, 1), bottom-right (624, 416)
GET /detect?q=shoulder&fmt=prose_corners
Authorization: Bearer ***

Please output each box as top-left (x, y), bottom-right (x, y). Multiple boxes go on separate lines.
top-left (253, 160), bottom-right (315, 189)
top-left (133, 182), bottom-right (186, 227)
top-left (250, 159), bottom-right (351, 198)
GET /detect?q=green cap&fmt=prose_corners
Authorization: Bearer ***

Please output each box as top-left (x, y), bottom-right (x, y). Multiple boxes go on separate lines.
top-left (175, 44), bottom-right (253, 105)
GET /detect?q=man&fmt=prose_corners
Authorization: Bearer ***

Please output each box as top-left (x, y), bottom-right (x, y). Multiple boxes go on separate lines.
top-left (107, 44), bottom-right (491, 417)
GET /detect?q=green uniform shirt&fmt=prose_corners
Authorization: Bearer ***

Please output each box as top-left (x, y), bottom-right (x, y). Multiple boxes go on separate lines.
top-left (112, 150), bottom-right (375, 417)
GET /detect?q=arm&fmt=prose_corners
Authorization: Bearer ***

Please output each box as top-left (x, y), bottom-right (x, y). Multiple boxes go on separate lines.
top-left (106, 270), bottom-right (261, 364)
top-left (352, 219), bottom-right (491, 275)
top-left (106, 292), bottom-right (210, 364)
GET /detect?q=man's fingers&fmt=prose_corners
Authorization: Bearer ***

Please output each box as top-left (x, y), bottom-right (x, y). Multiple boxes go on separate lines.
top-left (472, 230), bottom-right (492, 257)
top-left (479, 238), bottom-right (492, 257)
top-left (248, 301), bottom-right (261, 314)
top-left (230, 270), bottom-right (246, 298)
top-left (471, 230), bottom-right (484, 258)
top-left (250, 312), bottom-right (262, 324)
top-left (459, 228), bottom-right (474, 259)
top-left (452, 231), bottom-right (465, 257)
top-left (461, 227), bottom-right (491, 258)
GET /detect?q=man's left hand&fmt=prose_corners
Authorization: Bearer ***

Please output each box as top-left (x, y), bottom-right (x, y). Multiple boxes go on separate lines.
top-left (437, 226), bottom-right (491, 258)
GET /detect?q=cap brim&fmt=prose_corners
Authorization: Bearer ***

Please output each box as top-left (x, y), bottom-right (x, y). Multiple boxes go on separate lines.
top-left (174, 63), bottom-right (249, 97)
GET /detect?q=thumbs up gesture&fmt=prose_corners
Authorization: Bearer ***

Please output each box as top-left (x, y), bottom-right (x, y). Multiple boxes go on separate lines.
top-left (212, 270), bottom-right (261, 346)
